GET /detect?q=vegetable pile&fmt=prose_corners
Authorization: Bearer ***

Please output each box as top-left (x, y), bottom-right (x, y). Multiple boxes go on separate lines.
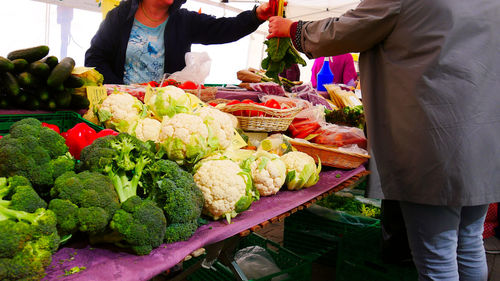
top-left (0, 45), bottom-right (98, 111)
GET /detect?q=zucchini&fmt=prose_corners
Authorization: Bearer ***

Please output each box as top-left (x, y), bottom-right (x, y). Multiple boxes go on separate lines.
top-left (1, 72), bottom-right (20, 97)
top-left (28, 61), bottom-right (51, 78)
top-left (63, 74), bottom-right (85, 88)
top-left (41, 56), bottom-right (59, 69)
top-left (47, 57), bottom-right (75, 88)
top-left (7, 45), bottom-right (50, 63)
top-left (0, 56), bottom-right (14, 73)
top-left (0, 96), bottom-right (9, 109)
top-left (38, 88), bottom-right (50, 102)
top-left (12, 59), bottom-right (28, 73)
top-left (15, 89), bottom-right (29, 105)
top-left (41, 99), bottom-right (57, 111)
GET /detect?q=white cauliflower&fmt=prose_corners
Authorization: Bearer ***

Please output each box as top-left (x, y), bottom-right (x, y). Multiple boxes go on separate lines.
top-left (280, 151), bottom-right (322, 190)
top-left (195, 106), bottom-right (238, 150)
top-left (193, 159), bottom-right (255, 222)
top-left (134, 117), bottom-right (161, 142)
top-left (247, 151), bottom-right (287, 196)
top-left (158, 113), bottom-right (211, 164)
top-left (144, 85), bottom-right (193, 120)
top-left (97, 93), bottom-right (146, 133)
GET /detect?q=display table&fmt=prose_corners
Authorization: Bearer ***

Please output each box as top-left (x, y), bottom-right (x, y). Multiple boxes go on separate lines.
top-left (43, 166), bottom-right (367, 281)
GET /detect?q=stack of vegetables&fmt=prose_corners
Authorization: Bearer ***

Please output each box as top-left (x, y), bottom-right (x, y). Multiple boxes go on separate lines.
top-left (0, 45), bottom-right (100, 111)
top-left (0, 108), bottom-right (322, 279)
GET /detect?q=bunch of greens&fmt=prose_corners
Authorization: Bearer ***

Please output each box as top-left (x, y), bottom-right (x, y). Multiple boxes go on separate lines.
top-left (317, 193), bottom-right (380, 219)
top-left (261, 37), bottom-right (306, 84)
top-left (325, 105), bottom-right (365, 129)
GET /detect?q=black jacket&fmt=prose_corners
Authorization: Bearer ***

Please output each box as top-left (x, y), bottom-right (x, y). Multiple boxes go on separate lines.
top-left (85, 0), bottom-right (263, 84)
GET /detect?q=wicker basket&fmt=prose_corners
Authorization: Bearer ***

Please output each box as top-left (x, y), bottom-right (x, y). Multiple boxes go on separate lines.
top-left (184, 87), bottom-right (218, 102)
top-left (220, 103), bottom-right (302, 132)
top-left (289, 139), bottom-right (370, 169)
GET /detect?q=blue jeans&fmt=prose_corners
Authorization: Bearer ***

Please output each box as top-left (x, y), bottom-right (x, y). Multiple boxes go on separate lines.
top-left (399, 202), bottom-right (488, 281)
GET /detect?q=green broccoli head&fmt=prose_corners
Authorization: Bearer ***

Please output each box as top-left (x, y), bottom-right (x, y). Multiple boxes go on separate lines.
top-left (144, 159), bottom-right (203, 243)
top-left (109, 196), bottom-right (166, 255)
top-left (0, 175), bottom-right (47, 214)
top-left (47, 199), bottom-right (79, 236)
top-left (49, 171), bottom-right (120, 235)
top-left (164, 221), bottom-right (199, 244)
top-left (78, 133), bottom-right (154, 203)
top-left (0, 118), bottom-right (71, 197)
top-left (0, 196), bottom-right (60, 281)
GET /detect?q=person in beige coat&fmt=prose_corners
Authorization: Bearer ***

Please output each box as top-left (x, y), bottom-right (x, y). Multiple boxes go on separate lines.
top-left (268, 0), bottom-right (500, 280)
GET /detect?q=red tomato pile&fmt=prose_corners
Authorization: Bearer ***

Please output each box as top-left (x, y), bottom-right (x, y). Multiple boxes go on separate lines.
top-left (221, 98), bottom-right (285, 117)
top-left (139, 79), bottom-right (205, 90)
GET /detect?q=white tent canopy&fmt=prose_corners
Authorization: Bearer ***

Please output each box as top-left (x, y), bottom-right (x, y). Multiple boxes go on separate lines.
top-left (3, 0), bottom-right (360, 84)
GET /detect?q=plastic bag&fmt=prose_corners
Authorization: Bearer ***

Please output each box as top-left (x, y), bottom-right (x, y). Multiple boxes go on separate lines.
top-left (234, 246), bottom-right (288, 281)
top-left (168, 52), bottom-right (211, 85)
top-left (251, 82), bottom-right (286, 96)
top-left (311, 123), bottom-right (367, 149)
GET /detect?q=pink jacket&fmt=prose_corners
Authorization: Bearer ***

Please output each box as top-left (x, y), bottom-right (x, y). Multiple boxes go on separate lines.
top-left (311, 54), bottom-right (357, 87)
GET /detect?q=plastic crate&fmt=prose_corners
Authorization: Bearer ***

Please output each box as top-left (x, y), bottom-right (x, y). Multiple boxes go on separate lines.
top-left (185, 233), bottom-right (311, 281)
top-left (283, 205), bottom-right (379, 264)
top-left (0, 111), bottom-right (103, 135)
top-left (335, 227), bottom-right (418, 281)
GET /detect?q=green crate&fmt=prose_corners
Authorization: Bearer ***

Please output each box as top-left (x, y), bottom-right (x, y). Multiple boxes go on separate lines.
top-left (283, 205), bottom-right (379, 264)
top-left (335, 227), bottom-right (418, 281)
top-left (185, 233), bottom-right (311, 281)
top-left (0, 111), bottom-right (103, 135)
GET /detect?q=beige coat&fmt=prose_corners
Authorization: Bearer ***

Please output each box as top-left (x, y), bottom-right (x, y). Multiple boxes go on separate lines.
top-left (299, 0), bottom-right (500, 205)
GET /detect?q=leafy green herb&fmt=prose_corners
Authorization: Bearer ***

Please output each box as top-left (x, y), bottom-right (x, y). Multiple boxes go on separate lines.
top-left (63, 266), bottom-right (86, 276)
top-left (261, 38), bottom-right (306, 84)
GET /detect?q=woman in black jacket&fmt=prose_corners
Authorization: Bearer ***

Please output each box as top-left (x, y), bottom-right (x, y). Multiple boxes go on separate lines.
top-left (85, 0), bottom-right (272, 84)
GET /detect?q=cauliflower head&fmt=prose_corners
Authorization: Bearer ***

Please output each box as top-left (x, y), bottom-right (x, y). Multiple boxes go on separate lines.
top-left (158, 113), bottom-right (213, 165)
top-left (97, 93), bottom-right (146, 133)
top-left (145, 86), bottom-right (193, 120)
top-left (134, 117), bottom-right (161, 142)
top-left (195, 106), bottom-right (238, 150)
top-left (246, 151), bottom-right (287, 196)
top-left (193, 159), bottom-right (254, 222)
top-left (280, 151), bottom-right (321, 190)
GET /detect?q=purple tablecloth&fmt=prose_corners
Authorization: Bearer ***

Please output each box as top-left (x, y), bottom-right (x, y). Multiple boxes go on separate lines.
top-left (43, 166), bottom-right (365, 281)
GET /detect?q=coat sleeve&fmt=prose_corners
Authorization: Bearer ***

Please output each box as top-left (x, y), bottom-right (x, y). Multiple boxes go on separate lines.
top-left (181, 8), bottom-right (263, 45)
top-left (299, 0), bottom-right (401, 58)
top-left (84, 9), bottom-right (124, 84)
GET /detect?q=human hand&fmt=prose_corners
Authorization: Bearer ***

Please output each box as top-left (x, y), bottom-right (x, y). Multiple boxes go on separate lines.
top-left (256, 3), bottom-right (273, 21)
top-left (267, 16), bottom-right (293, 39)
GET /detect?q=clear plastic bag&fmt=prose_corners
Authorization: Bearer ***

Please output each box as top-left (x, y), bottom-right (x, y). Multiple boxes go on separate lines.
top-left (168, 52), bottom-right (211, 85)
top-left (234, 246), bottom-right (288, 281)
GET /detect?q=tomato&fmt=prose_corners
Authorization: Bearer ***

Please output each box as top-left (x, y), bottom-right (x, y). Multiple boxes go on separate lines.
top-left (178, 81), bottom-right (198, 90)
top-left (208, 102), bottom-right (218, 107)
top-left (241, 99), bottom-right (262, 117)
top-left (264, 99), bottom-right (281, 110)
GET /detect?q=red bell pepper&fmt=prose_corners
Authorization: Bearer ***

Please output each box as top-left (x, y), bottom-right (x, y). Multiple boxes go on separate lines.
top-left (64, 123), bottom-right (97, 160)
top-left (41, 122), bottom-right (61, 134)
top-left (95, 128), bottom-right (119, 139)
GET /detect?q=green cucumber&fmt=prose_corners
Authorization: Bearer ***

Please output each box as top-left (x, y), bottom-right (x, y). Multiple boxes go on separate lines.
top-left (38, 88), bottom-right (50, 101)
top-left (1, 72), bottom-right (20, 97)
top-left (41, 56), bottom-right (59, 69)
top-left (12, 59), bottom-right (28, 73)
top-left (0, 56), bottom-right (14, 73)
top-left (25, 97), bottom-right (41, 110)
top-left (42, 99), bottom-right (57, 111)
top-left (17, 72), bottom-right (34, 87)
top-left (47, 57), bottom-right (75, 88)
top-left (28, 61), bottom-right (51, 78)
top-left (69, 94), bottom-right (90, 109)
top-left (7, 45), bottom-right (50, 63)
top-left (63, 74), bottom-right (85, 88)
top-left (54, 88), bottom-right (73, 108)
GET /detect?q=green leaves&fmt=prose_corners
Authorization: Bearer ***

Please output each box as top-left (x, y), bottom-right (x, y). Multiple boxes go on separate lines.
top-left (261, 37), bottom-right (307, 84)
